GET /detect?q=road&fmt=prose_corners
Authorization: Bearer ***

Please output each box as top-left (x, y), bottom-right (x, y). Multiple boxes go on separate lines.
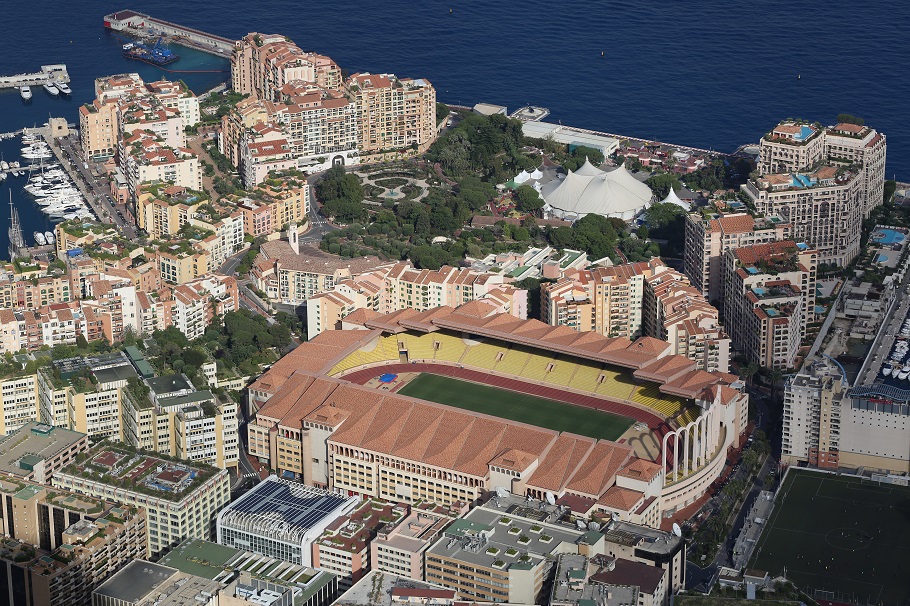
top-left (299, 179), bottom-right (339, 245)
top-left (57, 134), bottom-right (137, 239)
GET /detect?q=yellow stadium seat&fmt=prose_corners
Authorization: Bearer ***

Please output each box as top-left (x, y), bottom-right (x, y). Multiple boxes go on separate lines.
top-left (434, 334), bottom-right (467, 363)
top-left (401, 334), bottom-right (436, 362)
top-left (676, 406), bottom-right (702, 427)
top-left (496, 348), bottom-right (532, 376)
top-left (596, 369), bottom-right (637, 400)
top-left (546, 358), bottom-right (577, 386)
top-left (461, 342), bottom-right (504, 370)
top-left (519, 353), bottom-right (556, 382)
top-left (632, 384), bottom-right (685, 417)
top-left (570, 364), bottom-right (604, 393)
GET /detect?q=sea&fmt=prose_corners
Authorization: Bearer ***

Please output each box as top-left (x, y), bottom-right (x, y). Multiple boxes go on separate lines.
top-left (0, 0), bottom-right (908, 257)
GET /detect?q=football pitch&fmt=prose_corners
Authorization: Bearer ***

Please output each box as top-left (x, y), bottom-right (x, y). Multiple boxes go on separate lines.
top-left (749, 469), bottom-right (910, 605)
top-left (396, 373), bottom-right (632, 441)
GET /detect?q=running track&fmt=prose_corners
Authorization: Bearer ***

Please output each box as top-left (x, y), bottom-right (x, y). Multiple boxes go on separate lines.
top-left (342, 363), bottom-right (677, 461)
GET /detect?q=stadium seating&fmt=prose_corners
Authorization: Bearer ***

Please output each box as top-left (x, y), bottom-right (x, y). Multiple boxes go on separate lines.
top-left (329, 336), bottom-right (399, 375)
top-left (401, 334), bottom-right (436, 362)
top-left (596, 369), bottom-right (637, 400)
top-left (675, 406), bottom-right (702, 428)
top-left (546, 358), bottom-right (578, 386)
top-left (632, 384), bottom-right (685, 417)
top-left (519, 352), bottom-right (557, 381)
top-left (495, 348), bottom-right (532, 376)
top-left (433, 334), bottom-right (467, 363)
top-left (570, 364), bottom-right (605, 393)
top-left (461, 342), bottom-right (505, 369)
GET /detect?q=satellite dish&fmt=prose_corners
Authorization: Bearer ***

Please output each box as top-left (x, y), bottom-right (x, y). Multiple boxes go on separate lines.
top-left (576, 520), bottom-right (586, 530)
top-left (611, 512), bottom-right (620, 521)
top-left (545, 491), bottom-right (556, 505)
top-left (672, 523), bottom-right (682, 537)
top-left (588, 522), bottom-right (601, 531)
top-left (495, 486), bottom-right (509, 499)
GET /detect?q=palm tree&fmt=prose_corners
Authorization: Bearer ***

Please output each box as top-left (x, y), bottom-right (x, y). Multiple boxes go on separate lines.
top-left (741, 363), bottom-right (760, 385)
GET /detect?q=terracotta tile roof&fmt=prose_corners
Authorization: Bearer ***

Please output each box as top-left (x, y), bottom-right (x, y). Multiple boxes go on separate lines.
top-left (617, 458), bottom-right (662, 482)
top-left (596, 486), bottom-right (644, 511)
top-left (833, 122), bottom-right (864, 134)
top-left (565, 441), bottom-right (633, 497)
top-left (715, 213), bottom-right (754, 234)
top-left (660, 370), bottom-right (720, 399)
top-left (590, 558), bottom-right (665, 594)
top-left (526, 434), bottom-right (596, 492)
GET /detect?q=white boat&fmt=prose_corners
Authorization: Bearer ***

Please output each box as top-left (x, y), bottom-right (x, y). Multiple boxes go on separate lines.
top-left (44, 231), bottom-right (55, 244)
top-left (19, 86), bottom-right (32, 101)
top-left (883, 365), bottom-right (893, 377)
top-left (43, 83), bottom-right (59, 96)
top-left (0, 161), bottom-right (7, 171)
top-left (55, 82), bottom-right (71, 95)
top-left (10, 170), bottom-right (18, 177)
top-left (10, 162), bottom-right (19, 169)
top-left (899, 366), bottom-right (910, 380)
top-left (122, 43), bottom-right (134, 50)
top-left (33, 232), bottom-right (46, 246)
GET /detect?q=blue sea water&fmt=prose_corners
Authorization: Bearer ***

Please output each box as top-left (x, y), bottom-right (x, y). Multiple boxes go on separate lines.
top-left (0, 0), bottom-right (907, 257)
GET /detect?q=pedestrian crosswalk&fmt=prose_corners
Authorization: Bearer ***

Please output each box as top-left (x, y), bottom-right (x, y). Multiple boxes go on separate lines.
top-left (241, 472), bottom-right (259, 479)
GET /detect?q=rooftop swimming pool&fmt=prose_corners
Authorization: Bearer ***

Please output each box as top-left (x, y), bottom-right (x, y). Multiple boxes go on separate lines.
top-left (871, 228), bottom-right (906, 245)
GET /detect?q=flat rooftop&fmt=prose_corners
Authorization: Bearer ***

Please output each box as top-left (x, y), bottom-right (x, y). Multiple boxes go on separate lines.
top-left (551, 554), bottom-right (638, 606)
top-left (147, 373), bottom-right (193, 396)
top-left (521, 121), bottom-right (619, 155)
top-left (93, 560), bottom-right (178, 603)
top-left (0, 422), bottom-right (86, 478)
top-left (93, 363), bottom-right (137, 384)
top-left (220, 476), bottom-right (357, 538)
top-left (428, 495), bottom-right (584, 570)
top-left (335, 571), bottom-right (453, 606)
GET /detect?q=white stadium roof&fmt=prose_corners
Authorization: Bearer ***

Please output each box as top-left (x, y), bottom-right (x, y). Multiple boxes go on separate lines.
top-left (541, 159), bottom-right (653, 221)
top-left (661, 187), bottom-right (690, 210)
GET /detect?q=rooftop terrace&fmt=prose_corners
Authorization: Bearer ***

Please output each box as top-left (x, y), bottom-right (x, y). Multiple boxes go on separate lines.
top-left (0, 422), bottom-right (86, 479)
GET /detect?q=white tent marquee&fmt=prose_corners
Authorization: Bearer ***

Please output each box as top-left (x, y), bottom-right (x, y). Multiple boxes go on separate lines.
top-left (541, 159), bottom-right (653, 221)
top-left (661, 186), bottom-right (690, 210)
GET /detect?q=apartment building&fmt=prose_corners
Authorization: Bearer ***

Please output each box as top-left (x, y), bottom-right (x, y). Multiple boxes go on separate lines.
top-left (96, 541), bottom-right (338, 606)
top-left (0, 421), bottom-right (88, 483)
top-left (79, 99), bottom-right (120, 160)
top-left (542, 260), bottom-right (664, 340)
top-left (550, 553), bottom-right (668, 606)
top-left (168, 274), bottom-right (239, 340)
top-left (0, 477), bottom-right (146, 606)
top-left (121, 372), bottom-right (239, 471)
top-left (371, 504), bottom-right (457, 581)
top-left (742, 166), bottom-right (863, 266)
top-left (0, 372), bottom-right (40, 435)
top-left (782, 359), bottom-right (847, 470)
top-left (217, 476), bottom-right (359, 567)
top-left (53, 443), bottom-right (231, 556)
top-left (313, 499), bottom-right (408, 590)
top-left (424, 494), bottom-right (684, 605)
top-left (240, 132), bottom-right (296, 187)
top-left (643, 267), bottom-right (730, 373)
top-left (307, 261), bottom-right (528, 339)
top-left (121, 129), bottom-right (201, 200)
top-left (135, 184), bottom-right (207, 240)
top-left (347, 72), bottom-right (437, 156)
top-left (759, 120), bottom-right (886, 216)
top-left (231, 33), bottom-right (343, 101)
top-left (683, 211), bottom-right (791, 304)
top-left (722, 241), bottom-right (817, 369)
top-left (0, 269), bottom-right (73, 309)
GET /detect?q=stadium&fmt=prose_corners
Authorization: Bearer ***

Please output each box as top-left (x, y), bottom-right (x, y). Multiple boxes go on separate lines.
top-left (247, 301), bottom-right (748, 525)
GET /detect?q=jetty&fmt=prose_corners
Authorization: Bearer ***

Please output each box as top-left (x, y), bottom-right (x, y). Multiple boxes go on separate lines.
top-left (104, 10), bottom-right (234, 57)
top-left (0, 65), bottom-right (69, 90)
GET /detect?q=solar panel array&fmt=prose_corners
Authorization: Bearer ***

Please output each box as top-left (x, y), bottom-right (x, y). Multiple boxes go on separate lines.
top-left (227, 479), bottom-right (349, 530)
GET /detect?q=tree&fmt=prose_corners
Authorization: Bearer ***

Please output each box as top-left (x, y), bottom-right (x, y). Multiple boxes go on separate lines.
top-left (741, 363), bottom-right (760, 384)
top-left (514, 185), bottom-right (544, 214)
top-left (645, 173), bottom-right (682, 200)
top-left (836, 113), bottom-right (864, 126)
top-left (644, 202), bottom-right (684, 229)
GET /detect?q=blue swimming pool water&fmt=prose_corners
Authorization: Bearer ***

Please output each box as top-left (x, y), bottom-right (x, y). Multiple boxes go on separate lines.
top-left (878, 254), bottom-right (890, 263)
top-left (798, 125), bottom-right (815, 140)
top-left (872, 228), bottom-right (906, 245)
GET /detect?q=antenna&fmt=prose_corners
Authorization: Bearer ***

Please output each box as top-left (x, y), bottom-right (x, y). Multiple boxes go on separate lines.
top-left (495, 486), bottom-right (509, 499)
top-left (611, 512), bottom-right (620, 522)
top-left (545, 491), bottom-right (556, 505)
top-left (576, 519), bottom-right (586, 530)
top-left (588, 522), bottom-right (601, 531)
top-left (672, 523), bottom-right (682, 537)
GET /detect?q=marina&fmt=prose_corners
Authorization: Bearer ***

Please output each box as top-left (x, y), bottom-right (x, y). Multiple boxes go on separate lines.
top-left (0, 64), bottom-right (70, 90)
top-left (104, 10), bottom-right (234, 57)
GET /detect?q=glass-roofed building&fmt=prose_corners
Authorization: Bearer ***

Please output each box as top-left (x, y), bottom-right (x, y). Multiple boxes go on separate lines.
top-left (216, 475), bottom-right (359, 566)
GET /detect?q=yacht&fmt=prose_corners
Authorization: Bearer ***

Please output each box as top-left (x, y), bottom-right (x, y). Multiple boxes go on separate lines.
top-left (0, 161), bottom-right (7, 171)
top-left (44, 231), bottom-right (55, 245)
top-left (19, 86), bottom-right (32, 101)
top-left (883, 365), bottom-right (893, 377)
top-left (43, 82), bottom-right (59, 96)
top-left (55, 82), bottom-right (71, 95)
top-left (33, 232), bottom-right (46, 246)
top-left (899, 366), bottom-right (910, 380)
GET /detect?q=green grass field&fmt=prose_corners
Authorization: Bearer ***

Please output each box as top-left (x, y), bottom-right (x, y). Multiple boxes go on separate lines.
top-left (749, 469), bottom-right (910, 605)
top-left (396, 373), bottom-right (631, 441)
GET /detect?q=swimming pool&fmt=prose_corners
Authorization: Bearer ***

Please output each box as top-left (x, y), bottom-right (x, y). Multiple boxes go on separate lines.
top-left (872, 228), bottom-right (906, 245)
top-left (878, 254), bottom-right (890, 263)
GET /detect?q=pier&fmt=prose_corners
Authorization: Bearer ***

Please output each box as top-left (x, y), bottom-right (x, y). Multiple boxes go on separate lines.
top-left (0, 65), bottom-right (69, 90)
top-left (104, 10), bottom-right (234, 58)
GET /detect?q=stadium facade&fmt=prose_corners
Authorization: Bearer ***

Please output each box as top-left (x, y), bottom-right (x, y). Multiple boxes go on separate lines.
top-left (247, 302), bottom-right (748, 522)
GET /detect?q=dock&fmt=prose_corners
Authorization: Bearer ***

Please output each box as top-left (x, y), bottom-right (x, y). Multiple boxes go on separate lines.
top-left (0, 65), bottom-right (69, 90)
top-left (104, 10), bottom-right (234, 57)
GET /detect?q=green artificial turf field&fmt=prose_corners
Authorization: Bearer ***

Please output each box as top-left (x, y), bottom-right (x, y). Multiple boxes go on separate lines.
top-left (749, 469), bottom-right (910, 605)
top-left (396, 373), bottom-right (631, 441)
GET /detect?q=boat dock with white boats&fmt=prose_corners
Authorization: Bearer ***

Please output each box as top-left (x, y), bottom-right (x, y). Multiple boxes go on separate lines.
top-left (0, 64), bottom-right (70, 90)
